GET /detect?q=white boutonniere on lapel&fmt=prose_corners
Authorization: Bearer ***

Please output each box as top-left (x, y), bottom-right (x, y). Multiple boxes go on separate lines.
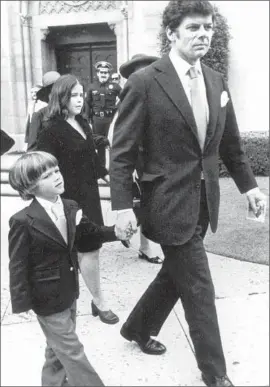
top-left (220, 91), bottom-right (230, 108)
top-left (75, 209), bottom-right (83, 225)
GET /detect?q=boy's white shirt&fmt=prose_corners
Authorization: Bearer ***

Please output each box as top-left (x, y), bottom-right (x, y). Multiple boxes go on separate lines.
top-left (36, 195), bottom-right (64, 224)
top-left (36, 196), bottom-right (83, 225)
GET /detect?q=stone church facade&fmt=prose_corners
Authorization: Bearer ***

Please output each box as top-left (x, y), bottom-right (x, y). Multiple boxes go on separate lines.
top-left (1, 1), bottom-right (268, 151)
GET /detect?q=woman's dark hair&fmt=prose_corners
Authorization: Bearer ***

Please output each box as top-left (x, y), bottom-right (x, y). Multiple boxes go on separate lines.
top-left (46, 74), bottom-right (82, 120)
top-left (162, 0), bottom-right (215, 32)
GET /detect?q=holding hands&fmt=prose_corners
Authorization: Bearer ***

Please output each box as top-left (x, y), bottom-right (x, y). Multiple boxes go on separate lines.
top-left (246, 187), bottom-right (267, 219)
top-left (114, 209), bottom-right (138, 241)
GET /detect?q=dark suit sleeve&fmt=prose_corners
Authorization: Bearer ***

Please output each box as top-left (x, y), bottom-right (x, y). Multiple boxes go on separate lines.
top-left (219, 78), bottom-right (257, 193)
top-left (94, 153), bottom-right (108, 179)
top-left (35, 126), bottom-right (59, 159)
top-left (109, 73), bottom-right (147, 210)
top-left (8, 216), bottom-right (32, 314)
top-left (0, 130), bottom-right (15, 155)
top-left (79, 117), bottom-right (108, 178)
top-left (27, 111), bottom-right (43, 151)
top-left (92, 133), bottom-right (110, 148)
top-left (115, 84), bottom-right (122, 96)
top-left (75, 214), bottom-right (117, 252)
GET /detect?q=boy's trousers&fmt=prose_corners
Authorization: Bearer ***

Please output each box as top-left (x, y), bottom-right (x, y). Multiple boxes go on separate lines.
top-left (37, 301), bottom-right (104, 386)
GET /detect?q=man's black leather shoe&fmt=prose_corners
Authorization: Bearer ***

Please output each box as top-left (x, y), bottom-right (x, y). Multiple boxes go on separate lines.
top-left (202, 373), bottom-right (234, 387)
top-left (120, 324), bottom-right (166, 355)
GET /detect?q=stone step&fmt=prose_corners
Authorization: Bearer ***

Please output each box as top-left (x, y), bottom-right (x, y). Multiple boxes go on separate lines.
top-left (1, 172), bottom-right (9, 183)
top-left (1, 171), bottom-right (109, 186)
top-left (1, 153), bottom-right (111, 199)
top-left (98, 185), bottom-right (111, 200)
top-left (1, 155), bottom-right (109, 183)
top-left (1, 183), bottom-right (111, 200)
top-left (1, 183), bottom-right (18, 197)
top-left (1, 153), bottom-right (23, 171)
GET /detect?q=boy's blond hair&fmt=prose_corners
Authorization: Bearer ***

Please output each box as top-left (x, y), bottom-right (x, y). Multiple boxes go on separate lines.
top-left (9, 151), bottom-right (58, 200)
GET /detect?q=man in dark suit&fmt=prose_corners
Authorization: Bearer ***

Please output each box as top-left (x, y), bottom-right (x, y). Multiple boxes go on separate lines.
top-left (109, 1), bottom-right (266, 387)
top-left (27, 71), bottom-right (61, 151)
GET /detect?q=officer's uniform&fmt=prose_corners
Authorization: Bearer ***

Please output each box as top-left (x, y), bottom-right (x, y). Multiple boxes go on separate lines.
top-left (85, 62), bottom-right (121, 167)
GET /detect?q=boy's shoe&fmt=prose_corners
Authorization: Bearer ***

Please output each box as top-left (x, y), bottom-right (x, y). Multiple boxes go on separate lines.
top-left (202, 373), bottom-right (234, 387)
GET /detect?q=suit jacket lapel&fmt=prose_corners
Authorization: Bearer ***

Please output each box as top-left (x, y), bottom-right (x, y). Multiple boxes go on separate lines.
top-left (202, 64), bottom-right (220, 150)
top-left (153, 55), bottom-right (199, 141)
top-left (27, 199), bottom-right (67, 247)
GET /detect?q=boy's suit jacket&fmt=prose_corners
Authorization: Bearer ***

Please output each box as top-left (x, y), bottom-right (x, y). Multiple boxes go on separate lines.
top-left (9, 198), bottom-right (116, 316)
top-left (110, 54), bottom-right (257, 245)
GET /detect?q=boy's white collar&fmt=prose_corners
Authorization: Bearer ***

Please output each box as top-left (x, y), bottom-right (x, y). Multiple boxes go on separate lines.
top-left (36, 195), bottom-right (62, 210)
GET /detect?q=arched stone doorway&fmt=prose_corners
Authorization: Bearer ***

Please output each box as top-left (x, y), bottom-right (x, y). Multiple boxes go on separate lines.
top-left (48, 23), bottom-right (117, 90)
top-left (29, 0), bottom-right (128, 87)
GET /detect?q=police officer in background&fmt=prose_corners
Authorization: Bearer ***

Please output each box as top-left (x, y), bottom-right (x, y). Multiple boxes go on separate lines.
top-left (85, 61), bottom-right (121, 167)
top-left (111, 72), bottom-right (121, 85)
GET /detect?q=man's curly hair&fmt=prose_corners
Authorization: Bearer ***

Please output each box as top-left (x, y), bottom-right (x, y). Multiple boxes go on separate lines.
top-left (162, 0), bottom-right (216, 32)
top-left (158, 0), bottom-right (231, 78)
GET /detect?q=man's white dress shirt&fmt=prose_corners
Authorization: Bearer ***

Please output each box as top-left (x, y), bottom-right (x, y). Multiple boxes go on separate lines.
top-left (169, 49), bottom-right (209, 123)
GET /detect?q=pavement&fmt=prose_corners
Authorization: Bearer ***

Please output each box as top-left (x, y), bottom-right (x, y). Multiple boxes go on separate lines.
top-left (1, 196), bottom-right (269, 387)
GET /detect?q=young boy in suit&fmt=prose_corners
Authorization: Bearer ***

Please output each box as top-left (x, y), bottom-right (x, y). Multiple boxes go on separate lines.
top-left (8, 151), bottom-right (130, 387)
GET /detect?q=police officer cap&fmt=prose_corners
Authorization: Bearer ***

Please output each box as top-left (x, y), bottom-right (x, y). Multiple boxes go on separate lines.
top-left (95, 61), bottom-right (113, 72)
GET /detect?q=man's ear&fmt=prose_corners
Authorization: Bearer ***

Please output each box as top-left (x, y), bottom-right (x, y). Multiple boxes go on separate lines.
top-left (166, 26), bottom-right (175, 43)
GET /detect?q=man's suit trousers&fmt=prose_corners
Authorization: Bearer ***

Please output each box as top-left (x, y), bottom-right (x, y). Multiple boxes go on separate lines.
top-left (124, 182), bottom-right (226, 377)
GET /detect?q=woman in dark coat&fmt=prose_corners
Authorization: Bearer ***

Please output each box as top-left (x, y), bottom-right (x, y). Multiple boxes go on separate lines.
top-left (36, 74), bottom-right (119, 324)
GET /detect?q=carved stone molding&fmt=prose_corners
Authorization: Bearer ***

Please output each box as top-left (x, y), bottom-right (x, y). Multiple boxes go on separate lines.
top-left (62, 1), bottom-right (88, 5)
top-left (39, 1), bottom-right (119, 14)
top-left (108, 23), bottom-right (116, 33)
top-left (19, 13), bottom-right (32, 26)
top-left (40, 28), bottom-right (50, 40)
top-left (120, 5), bottom-right (128, 19)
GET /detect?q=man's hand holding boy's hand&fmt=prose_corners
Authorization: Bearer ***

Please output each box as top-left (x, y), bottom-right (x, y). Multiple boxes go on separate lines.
top-left (114, 222), bottom-right (136, 242)
top-left (246, 187), bottom-right (267, 217)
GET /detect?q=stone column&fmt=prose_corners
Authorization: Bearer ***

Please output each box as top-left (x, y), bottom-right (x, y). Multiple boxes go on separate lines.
top-left (129, 0), bottom-right (146, 56)
top-left (1, 1), bottom-right (16, 139)
top-left (1, 0), bottom-right (30, 150)
top-left (120, 1), bottom-right (130, 62)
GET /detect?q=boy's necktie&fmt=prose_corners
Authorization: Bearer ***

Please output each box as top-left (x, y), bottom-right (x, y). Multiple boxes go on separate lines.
top-left (188, 66), bottom-right (208, 150)
top-left (51, 203), bottom-right (68, 244)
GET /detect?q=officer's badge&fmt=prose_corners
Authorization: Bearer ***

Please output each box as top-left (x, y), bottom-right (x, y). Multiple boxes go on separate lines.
top-left (92, 90), bottom-right (98, 95)
top-left (109, 85), bottom-right (114, 89)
